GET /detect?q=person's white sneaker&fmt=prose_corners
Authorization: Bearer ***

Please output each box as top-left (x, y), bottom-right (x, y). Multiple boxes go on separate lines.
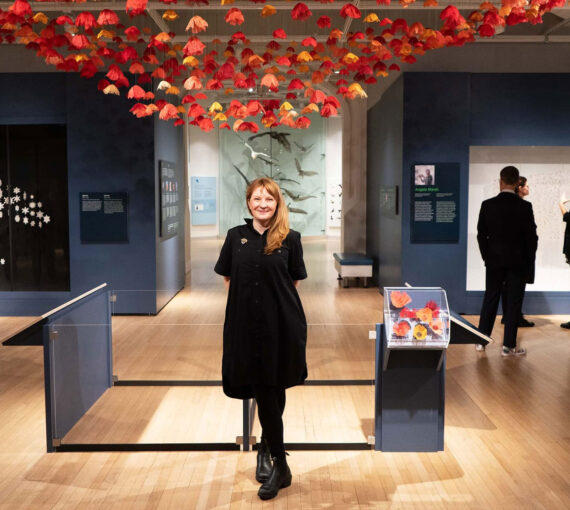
top-left (501, 347), bottom-right (527, 357)
top-left (475, 344), bottom-right (485, 352)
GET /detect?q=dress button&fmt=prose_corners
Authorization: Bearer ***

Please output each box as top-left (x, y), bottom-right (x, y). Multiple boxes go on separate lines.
top-left (255, 282), bottom-right (259, 286)
top-left (255, 264), bottom-right (259, 268)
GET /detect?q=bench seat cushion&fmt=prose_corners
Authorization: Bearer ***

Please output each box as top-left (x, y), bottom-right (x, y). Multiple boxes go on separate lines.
top-left (333, 252), bottom-right (373, 266)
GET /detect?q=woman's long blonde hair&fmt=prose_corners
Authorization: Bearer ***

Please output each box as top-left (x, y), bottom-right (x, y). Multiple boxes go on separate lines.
top-left (246, 177), bottom-right (289, 254)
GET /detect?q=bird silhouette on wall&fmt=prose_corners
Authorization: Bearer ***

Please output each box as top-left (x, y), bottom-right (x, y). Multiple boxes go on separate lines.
top-left (249, 132), bottom-right (292, 152)
top-left (244, 142), bottom-right (278, 166)
top-left (294, 158), bottom-right (318, 177)
top-left (294, 141), bottom-right (314, 154)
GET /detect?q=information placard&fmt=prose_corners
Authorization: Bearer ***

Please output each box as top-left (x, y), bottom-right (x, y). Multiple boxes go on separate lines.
top-left (80, 192), bottom-right (128, 243)
top-left (159, 161), bottom-right (180, 239)
top-left (191, 176), bottom-right (217, 226)
top-left (411, 163), bottom-right (460, 243)
top-left (379, 185), bottom-right (399, 217)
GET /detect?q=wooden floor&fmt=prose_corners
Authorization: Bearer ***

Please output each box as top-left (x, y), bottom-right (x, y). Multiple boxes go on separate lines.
top-left (0, 237), bottom-right (569, 508)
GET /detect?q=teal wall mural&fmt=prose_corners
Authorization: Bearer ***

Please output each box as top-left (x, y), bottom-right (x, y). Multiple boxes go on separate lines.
top-left (219, 117), bottom-right (326, 236)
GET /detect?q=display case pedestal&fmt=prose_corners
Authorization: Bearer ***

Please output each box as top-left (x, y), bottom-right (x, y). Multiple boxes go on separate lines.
top-left (374, 323), bottom-right (445, 452)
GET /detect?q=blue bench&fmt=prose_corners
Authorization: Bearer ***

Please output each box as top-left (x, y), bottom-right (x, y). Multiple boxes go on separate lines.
top-left (333, 252), bottom-right (373, 288)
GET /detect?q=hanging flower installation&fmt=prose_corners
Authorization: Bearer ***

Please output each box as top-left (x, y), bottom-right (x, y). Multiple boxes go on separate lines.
top-left (0, 0), bottom-right (567, 132)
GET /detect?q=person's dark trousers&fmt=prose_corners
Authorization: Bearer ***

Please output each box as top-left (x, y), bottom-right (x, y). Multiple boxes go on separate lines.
top-left (253, 385), bottom-right (286, 458)
top-left (501, 281), bottom-right (526, 322)
top-left (479, 267), bottom-right (524, 349)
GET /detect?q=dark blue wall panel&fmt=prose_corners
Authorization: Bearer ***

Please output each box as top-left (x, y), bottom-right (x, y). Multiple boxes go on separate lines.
top-left (471, 74), bottom-right (570, 146)
top-left (0, 73), bottom-right (157, 315)
top-left (154, 118), bottom-right (185, 312)
top-left (366, 77), bottom-right (404, 288)
top-left (0, 74), bottom-right (66, 124)
top-left (402, 73), bottom-right (471, 309)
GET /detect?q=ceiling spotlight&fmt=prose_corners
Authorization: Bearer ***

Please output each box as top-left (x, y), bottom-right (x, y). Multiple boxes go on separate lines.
top-left (248, 88), bottom-right (254, 93)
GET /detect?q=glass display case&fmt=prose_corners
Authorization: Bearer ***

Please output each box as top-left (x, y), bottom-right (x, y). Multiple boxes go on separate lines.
top-left (383, 287), bottom-right (450, 349)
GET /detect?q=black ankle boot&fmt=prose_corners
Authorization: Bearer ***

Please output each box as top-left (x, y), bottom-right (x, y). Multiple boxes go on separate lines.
top-left (257, 456), bottom-right (292, 500)
top-left (255, 440), bottom-right (272, 483)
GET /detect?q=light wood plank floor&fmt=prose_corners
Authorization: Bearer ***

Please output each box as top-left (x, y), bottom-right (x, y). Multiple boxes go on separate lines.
top-left (0, 237), bottom-right (569, 509)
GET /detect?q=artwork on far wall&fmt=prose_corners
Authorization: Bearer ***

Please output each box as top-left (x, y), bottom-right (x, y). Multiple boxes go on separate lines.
top-left (219, 117), bottom-right (326, 236)
top-left (467, 146), bottom-right (570, 292)
top-left (0, 124), bottom-right (69, 292)
top-left (190, 176), bottom-right (217, 226)
top-left (159, 160), bottom-right (180, 239)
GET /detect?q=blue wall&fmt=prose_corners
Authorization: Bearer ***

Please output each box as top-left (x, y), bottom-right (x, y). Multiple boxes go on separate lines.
top-left (368, 72), bottom-right (570, 314)
top-left (0, 73), bottom-right (185, 315)
top-left (366, 77), bottom-right (403, 288)
top-left (154, 117), bottom-right (185, 312)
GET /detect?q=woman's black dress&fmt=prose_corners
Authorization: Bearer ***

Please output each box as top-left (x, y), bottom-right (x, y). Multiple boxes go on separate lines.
top-left (562, 212), bottom-right (570, 264)
top-left (214, 219), bottom-right (308, 399)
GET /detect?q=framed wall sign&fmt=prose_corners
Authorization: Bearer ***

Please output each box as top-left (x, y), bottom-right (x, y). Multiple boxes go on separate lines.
top-left (411, 163), bottom-right (460, 243)
top-left (159, 160), bottom-right (180, 239)
top-left (80, 192), bottom-right (129, 243)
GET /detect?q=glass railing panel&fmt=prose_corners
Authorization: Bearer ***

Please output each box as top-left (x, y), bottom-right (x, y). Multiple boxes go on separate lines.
top-left (45, 321), bottom-right (112, 442)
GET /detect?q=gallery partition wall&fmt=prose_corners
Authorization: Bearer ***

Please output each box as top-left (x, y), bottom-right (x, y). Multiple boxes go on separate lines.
top-left (0, 124), bottom-right (69, 292)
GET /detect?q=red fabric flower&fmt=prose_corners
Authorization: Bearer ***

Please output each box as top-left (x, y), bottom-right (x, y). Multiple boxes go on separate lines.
top-left (317, 16), bottom-right (331, 28)
top-left (225, 8), bottom-right (245, 26)
top-left (287, 78), bottom-right (304, 90)
top-left (9, 0), bottom-right (32, 17)
top-left (97, 9), bottom-right (120, 26)
top-left (159, 103), bottom-right (180, 121)
top-left (126, 0), bottom-right (148, 17)
top-left (75, 12), bottom-right (97, 29)
top-left (296, 116), bottom-right (311, 129)
top-left (478, 24), bottom-right (495, 37)
top-left (183, 37), bottom-right (206, 56)
top-left (340, 3), bottom-right (362, 19)
top-left (291, 3), bottom-right (312, 21)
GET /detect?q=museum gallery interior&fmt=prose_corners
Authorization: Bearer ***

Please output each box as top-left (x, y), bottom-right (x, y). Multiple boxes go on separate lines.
top-left (0, 0), bottom-right (569, 508)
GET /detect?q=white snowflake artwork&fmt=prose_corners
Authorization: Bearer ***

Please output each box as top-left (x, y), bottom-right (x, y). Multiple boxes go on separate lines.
top-left (0, 258), bottom-right (5, 265)
top-left (0, 182), bottom-right (52, 230)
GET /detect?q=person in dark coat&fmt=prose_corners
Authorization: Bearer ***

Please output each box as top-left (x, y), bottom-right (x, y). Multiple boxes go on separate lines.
top-left (501, 176), bottom-right (535, 328)
top-left (214, 177), bottom-right (307, 500)
top-left (476, 166), bottom-right (538, 356)
top-left (559, 199), bottom-right (570, 329)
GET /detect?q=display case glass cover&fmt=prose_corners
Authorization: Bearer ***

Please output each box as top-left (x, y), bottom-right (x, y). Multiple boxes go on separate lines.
top-left (384, 287), bottom-right (450, 349)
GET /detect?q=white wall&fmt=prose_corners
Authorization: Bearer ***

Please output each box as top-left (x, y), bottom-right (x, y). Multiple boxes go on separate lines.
top-left (325, 116), bottom-right (343, 237)
top-left (467, 146), bottom-right (570, 292)
top-left (188, 127), bottom-right (220, 238)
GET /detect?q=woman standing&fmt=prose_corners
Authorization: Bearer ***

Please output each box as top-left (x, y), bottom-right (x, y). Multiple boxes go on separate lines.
top-left (214, 177), bottom-right (308, 500)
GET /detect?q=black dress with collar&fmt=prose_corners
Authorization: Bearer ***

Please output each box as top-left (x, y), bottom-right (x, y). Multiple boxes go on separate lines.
top-left (214, 219), bottom-right (308, 399)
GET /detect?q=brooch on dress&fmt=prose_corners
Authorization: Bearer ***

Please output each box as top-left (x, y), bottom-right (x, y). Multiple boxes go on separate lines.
top-left (241, 238), bottom-right (247, 244)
